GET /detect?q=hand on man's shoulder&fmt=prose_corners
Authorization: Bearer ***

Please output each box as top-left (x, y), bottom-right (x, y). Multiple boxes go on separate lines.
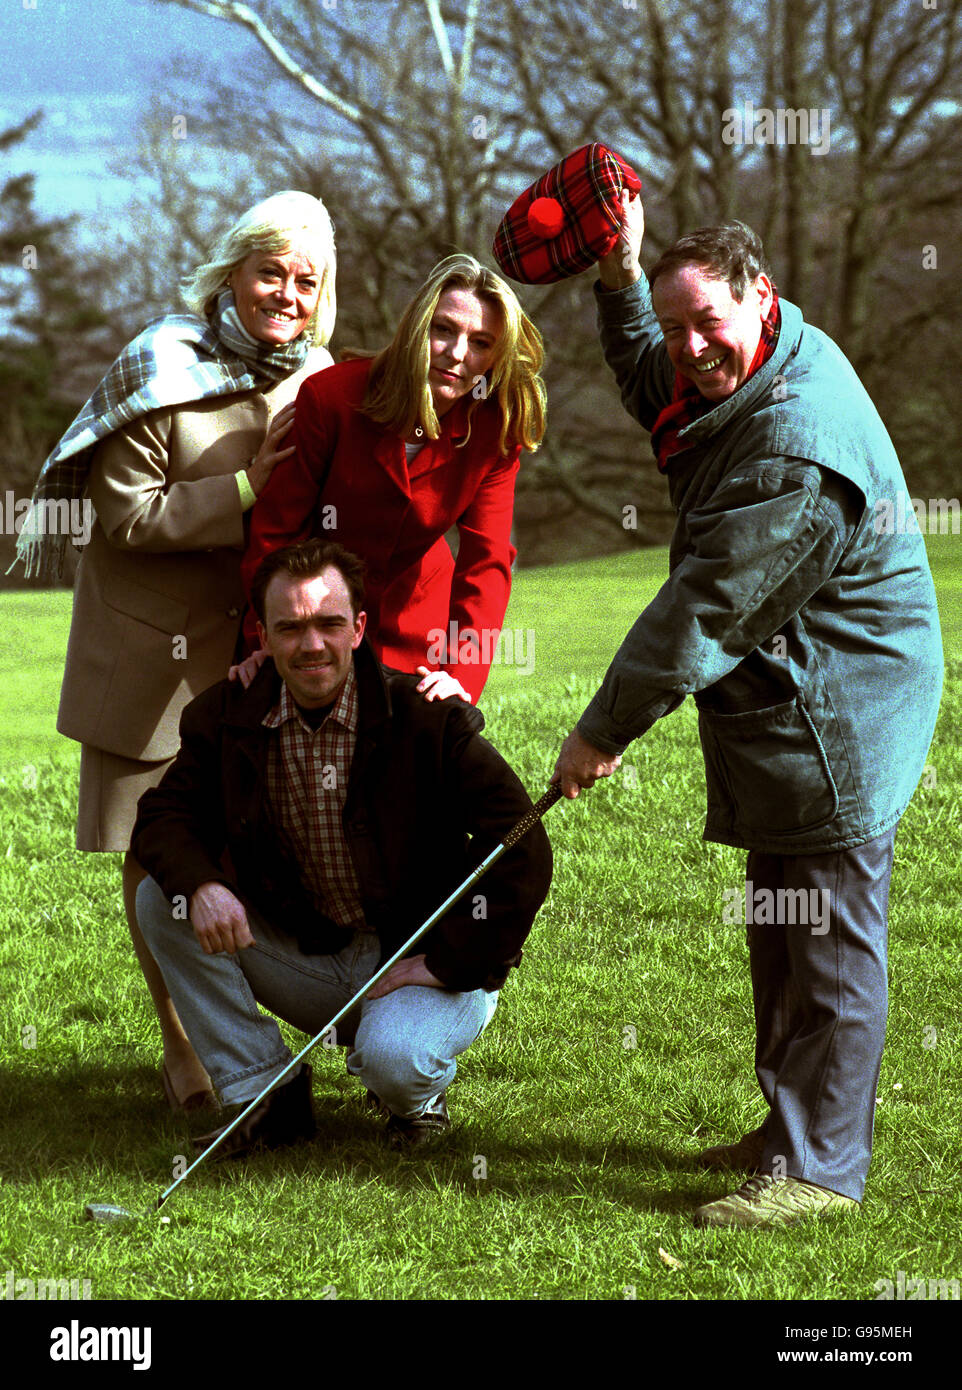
top-left (382, 666), bottom-right (485, 735)
top-left (178, 656), bottom-right (279, 736)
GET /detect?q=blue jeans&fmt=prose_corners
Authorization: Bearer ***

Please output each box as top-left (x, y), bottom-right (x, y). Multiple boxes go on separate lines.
top-left (136, 876), bottom-right (498, 1116)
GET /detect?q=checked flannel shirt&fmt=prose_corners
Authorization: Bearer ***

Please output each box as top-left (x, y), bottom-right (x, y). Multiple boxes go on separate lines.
top-left (262, 665), bottom-right (369, 931)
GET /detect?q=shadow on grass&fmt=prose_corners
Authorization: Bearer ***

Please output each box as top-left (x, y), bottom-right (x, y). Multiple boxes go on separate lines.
top-left (0, 1060), bottom-right (171, 1178)
top-left (0, 1060), bottom-right (726, 1218)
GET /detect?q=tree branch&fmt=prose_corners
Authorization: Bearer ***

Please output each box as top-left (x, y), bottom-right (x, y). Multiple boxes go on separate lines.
top-left (163, 0), bottom-right (364, 121)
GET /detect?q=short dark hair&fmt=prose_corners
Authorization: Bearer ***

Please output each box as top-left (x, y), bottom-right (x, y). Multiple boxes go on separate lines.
top-left (250, 539), bottom-right (367, 625)
top-left (647, 221), bottom-right (771, 302)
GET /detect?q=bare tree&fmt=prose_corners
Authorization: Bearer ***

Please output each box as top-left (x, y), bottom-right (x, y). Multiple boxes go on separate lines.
top-left (123, 0), bottom-right (962, 554)
top-left (0, 117), bottom-right (123, 585)
top-left (823, 0), bottom-right (962, 367)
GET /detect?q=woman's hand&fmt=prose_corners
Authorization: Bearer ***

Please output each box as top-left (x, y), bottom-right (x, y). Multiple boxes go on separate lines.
top-left (228, 646), bottom-right (270, 687)
top-left (415, 666), bottom-right (472, 703)
top-left (247, 401), bottom-right (298, 496)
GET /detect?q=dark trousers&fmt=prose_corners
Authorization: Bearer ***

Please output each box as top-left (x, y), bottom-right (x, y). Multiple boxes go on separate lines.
top-left (746, 827), bottom-right (897, 1201)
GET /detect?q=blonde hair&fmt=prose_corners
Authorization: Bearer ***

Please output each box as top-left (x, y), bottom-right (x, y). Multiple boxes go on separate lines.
top-left (361, 254), bottom-right (546, 454)
top-left (181, 190), bottom-right (337, 346)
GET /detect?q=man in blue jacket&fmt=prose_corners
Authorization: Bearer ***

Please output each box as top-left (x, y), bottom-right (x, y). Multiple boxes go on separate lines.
top-left (552, 194), bottom-right (943, 1228)
top-left (134, 539), bottom-right (552, 1154)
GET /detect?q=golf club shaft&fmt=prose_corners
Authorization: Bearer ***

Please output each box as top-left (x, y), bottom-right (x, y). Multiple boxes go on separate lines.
top-left (157, 783), bottom-right (562, 1207)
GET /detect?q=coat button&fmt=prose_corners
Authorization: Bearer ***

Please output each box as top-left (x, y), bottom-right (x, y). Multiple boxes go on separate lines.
top-left (226, 606), bottom-right (240, 619)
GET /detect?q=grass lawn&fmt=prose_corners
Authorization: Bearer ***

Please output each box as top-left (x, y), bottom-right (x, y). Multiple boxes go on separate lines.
top-left (1, 540), bottom-right (960, 1319)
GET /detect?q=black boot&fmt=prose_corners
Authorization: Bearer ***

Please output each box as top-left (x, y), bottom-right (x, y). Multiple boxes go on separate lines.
top-left (191, 1065), bottom-right (316, 1160)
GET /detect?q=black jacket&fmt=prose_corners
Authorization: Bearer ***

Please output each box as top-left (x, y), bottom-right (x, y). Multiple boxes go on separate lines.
top-left (131, 640), bottom-right (553, 991)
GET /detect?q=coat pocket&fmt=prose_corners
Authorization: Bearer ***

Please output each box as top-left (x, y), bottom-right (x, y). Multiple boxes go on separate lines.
top-left (102, 572), bottom-right (190, 636)
top-left (698, 696), bottom-right (840, 835)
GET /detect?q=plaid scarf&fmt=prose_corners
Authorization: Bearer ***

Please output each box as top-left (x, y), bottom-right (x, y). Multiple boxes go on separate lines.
top-left (651, 290), bottom-right (781, 473)
top-left (11, 289), bottom-right (310, 580)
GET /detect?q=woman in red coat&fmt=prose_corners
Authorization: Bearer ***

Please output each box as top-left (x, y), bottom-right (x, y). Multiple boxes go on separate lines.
top-left (240, 254), bottom-right (546, 702)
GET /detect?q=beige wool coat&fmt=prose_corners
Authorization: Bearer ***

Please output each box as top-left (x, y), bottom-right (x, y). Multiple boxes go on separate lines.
top-left (58, 351), bottom-right (330, 762)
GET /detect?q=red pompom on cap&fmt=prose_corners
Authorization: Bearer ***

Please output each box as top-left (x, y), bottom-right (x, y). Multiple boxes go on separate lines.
top-left (527, 196), bottom-right (564, 239)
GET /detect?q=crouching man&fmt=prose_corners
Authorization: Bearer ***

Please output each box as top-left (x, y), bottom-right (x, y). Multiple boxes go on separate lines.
top-left (133, 539), bottom-right (552, 1154)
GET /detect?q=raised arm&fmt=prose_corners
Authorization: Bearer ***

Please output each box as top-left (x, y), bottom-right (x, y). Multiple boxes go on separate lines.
top-left (593, 193), bottom-right (676, 431)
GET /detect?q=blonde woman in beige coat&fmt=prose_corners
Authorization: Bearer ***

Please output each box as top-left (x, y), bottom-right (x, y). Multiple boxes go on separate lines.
top-left (46, 192), bottom-right (336, 1110)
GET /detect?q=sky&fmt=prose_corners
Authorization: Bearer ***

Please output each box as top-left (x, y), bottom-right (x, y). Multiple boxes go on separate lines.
top-left (1, 0), bottom-right (253, 223)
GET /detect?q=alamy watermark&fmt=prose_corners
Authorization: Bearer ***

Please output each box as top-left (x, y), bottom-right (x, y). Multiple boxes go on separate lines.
top-left (875, 1270), bottom-right (959, 1300)
top-left (49, 1320), bottom-right (151, 1370)
top-left (3, 1266), bottom-right (92, 1300)
top-left (425, 622), bottom-right (535, 674)
top-left (874, 494), bottom-right (960, 535)
top-left (0, 493), bottom-right (93, 546)
top-left (721, 100), bottom-right (831, 156)
top-left (723, 882), bottom-right (831, 934)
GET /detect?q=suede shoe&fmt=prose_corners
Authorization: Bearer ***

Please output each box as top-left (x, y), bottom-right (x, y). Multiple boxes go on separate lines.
top-left (383, 1092), bottom-right (450, 1150)
top-left (693, 1174), bottom-right (860, 1229)
top-left (695, 1125), bottom-right (766, 1173)
top-left (190, 1065), bottom-right (316, 1160)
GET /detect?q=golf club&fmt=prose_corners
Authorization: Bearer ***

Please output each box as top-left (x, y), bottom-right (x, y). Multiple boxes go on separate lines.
top-left (83, 782), bottom-right (562, 1225)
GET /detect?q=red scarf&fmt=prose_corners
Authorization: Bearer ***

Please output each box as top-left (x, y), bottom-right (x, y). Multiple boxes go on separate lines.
top-left (651, 291), bottom-right (780, 473)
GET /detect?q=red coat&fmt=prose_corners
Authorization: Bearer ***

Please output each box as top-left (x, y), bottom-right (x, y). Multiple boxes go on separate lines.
top-left (242, 358), bottom-right (521, 702)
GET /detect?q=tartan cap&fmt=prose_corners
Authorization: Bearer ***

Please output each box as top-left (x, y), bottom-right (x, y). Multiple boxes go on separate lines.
top-left (493, 143), bottom-right (642, 284)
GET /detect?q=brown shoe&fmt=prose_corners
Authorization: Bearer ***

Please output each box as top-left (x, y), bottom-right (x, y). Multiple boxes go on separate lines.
top-left (693, 1174), bottom-right (860, 1229)
top-left (695, 1125), bottom-right (766, 1172)
top-left (191, 1065), bottom-right (315, 1160)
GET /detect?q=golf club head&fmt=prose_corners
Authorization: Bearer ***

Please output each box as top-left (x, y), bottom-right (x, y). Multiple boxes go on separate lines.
top-left (83, 1202), bottom-right (139, 1226)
